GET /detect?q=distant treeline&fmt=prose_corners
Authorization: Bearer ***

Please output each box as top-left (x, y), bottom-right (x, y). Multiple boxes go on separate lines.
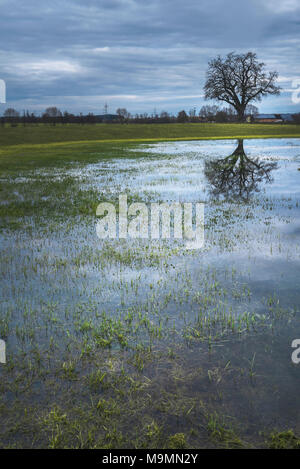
top-left (1, 105), bottom-right (300, 126)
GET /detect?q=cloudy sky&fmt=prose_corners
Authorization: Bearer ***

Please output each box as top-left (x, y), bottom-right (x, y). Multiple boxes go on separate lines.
top-left (0, 0), bottom-right (300, 115)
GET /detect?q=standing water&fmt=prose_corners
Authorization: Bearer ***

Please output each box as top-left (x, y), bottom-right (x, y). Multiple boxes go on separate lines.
top-left (0, 138), bottom-right (300, 448)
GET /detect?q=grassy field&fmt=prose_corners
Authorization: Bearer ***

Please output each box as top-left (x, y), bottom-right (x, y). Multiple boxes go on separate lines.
top-left (1, 122), bottom-right (300, 147)
top-left (0, 122), bottom-right (299, 173)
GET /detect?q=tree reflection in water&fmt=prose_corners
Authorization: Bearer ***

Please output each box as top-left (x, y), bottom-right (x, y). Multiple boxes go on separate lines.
top-left (204, 139), bottom-right (278, 200)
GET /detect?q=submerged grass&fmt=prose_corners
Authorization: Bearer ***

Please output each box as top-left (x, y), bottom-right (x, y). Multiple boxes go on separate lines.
top-left (0, 133), bottom-right (300, 448)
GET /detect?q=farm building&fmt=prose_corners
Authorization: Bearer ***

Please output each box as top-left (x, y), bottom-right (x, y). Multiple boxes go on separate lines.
top-left (253, 113), bottom-right (295, 123)
top-left (254, 114), bottom-right (283, 123)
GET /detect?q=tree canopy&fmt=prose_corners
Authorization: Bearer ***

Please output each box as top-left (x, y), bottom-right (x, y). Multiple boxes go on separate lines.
top-left (204, 52), bottom-right (280, 121)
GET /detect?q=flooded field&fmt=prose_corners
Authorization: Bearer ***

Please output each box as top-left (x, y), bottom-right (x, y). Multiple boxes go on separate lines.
top-left (0, 138), bottom-right (300, 448)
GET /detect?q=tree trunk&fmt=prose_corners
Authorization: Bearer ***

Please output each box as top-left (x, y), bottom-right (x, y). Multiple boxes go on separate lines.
top-left (236, 106), bottom-right (246, 122)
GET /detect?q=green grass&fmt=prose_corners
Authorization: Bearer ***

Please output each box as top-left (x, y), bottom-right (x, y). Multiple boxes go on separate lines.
top-left (0, 122), bottom-right (299, 173)
top-left (268, 430), bottom-right (300, 449)
top-left (1, 122), bottom-right (299, 147)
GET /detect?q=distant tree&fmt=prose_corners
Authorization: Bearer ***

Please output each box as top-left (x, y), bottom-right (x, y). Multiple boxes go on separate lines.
top-left (215, 110), bottom-right (229, 123)
top-left (3, 108), bottom-right (19, 127)
top-left (292, 113), bottom-right (300, 124)
top-left (204, 52), bottom-right (280, 121)
top-left (42, 107), bottom-right (62, 126)
top-left (223, 106), bottom-right (238, 121)
top-left (159, 111), bottom-right (171, 123)
top-left (62, 111), bottom-right (75, 124)
top-left (188, 108), bottom-right (198, 122)
top-left (213, 106), bottom-right (239, 122)
top-left (86, 112), bottom-right (96, 124)
top-left (199, 105), bottom-right (220, 121)
top-left (4, 108), bottom-right (19, 117)
top-left (43, 106), bottom-right (62, 117)
top-left (177, 110), bottom-right (188, 123)
top-left (245, 104), bottom-right (259, 117)
top-left (116, 108), bottom-right (130, 123)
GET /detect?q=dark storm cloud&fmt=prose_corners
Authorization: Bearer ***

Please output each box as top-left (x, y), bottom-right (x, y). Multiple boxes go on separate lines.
top-left (0, 0), bottom-right (299, 114)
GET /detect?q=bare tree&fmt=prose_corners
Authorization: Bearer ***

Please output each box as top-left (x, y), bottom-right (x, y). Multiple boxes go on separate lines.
top-left (245, 104), bottom-right (259, 117)
top-left (159, 111), bottom-right (171, 123)
top-left (177, 110), bottom-right (188, 123)
top-left (204, 52), bottom-right (280, 121)
top-left (42, 107), bottom-right (62, 126)
top-left (199, 104), bottom-right (220, 121)
top-left (3, 108), bottom-right (20, 127)
top-left (43, 107), bottom-right (62, 117)
top-left (116, 108), bottom-right (130, 123)
top-left (4, 108), bottom-right (19, 117)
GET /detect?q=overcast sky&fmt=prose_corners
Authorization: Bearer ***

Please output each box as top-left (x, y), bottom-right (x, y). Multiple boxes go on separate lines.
top-left (0, 0), bottom-right (300, 115)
